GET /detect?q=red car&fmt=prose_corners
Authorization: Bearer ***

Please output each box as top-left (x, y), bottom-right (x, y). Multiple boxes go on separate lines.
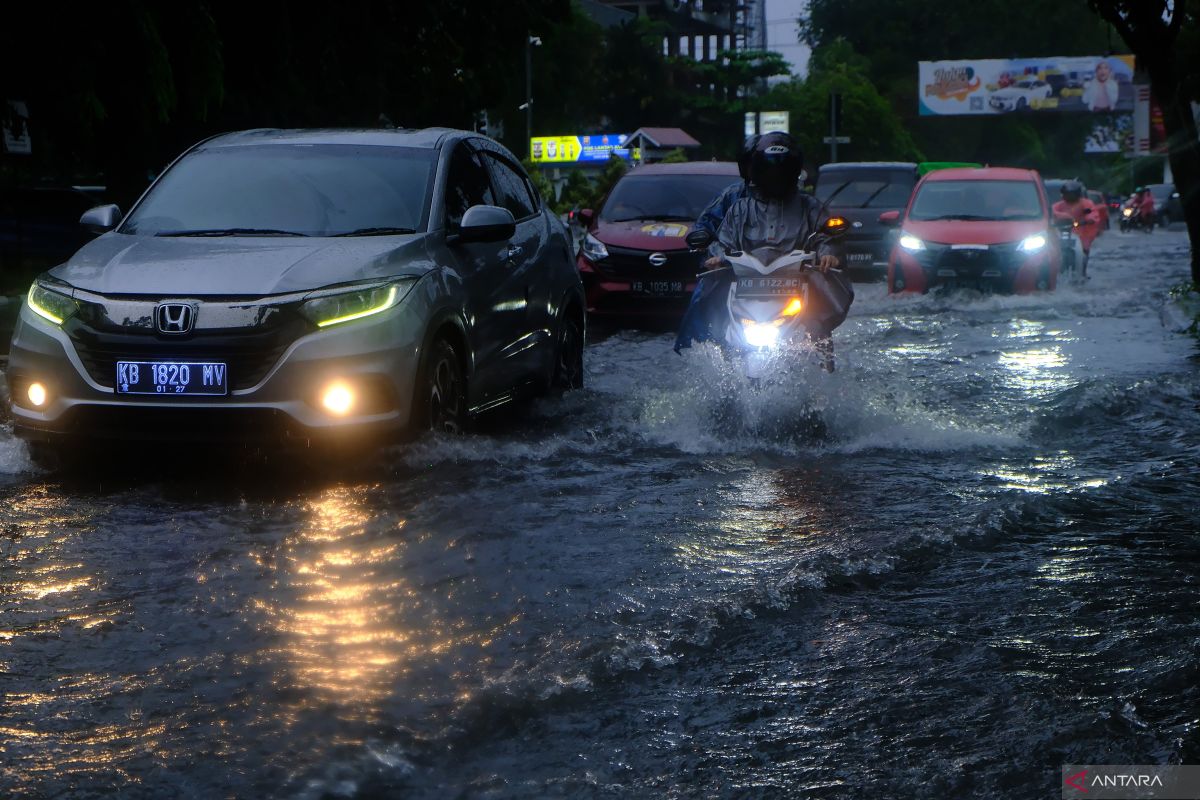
top-left (576, 162), bottom-right (740, 317)
top-left (884, 167), bottom-right (1060, 294)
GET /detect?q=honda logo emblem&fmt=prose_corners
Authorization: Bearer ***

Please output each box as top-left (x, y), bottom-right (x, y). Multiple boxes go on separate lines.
top-left (648, 252), bottom-right (668, 266)
top-left (156, 303), bottom-right (195, 334)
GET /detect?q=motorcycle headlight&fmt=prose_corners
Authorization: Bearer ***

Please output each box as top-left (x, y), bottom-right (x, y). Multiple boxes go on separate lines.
top-left (27, 282), bottom-right (78, 326)
top-left (1122, 208), bottom-right (1134, 217)
top-left (741, 319), bottom-right (782, 348)
top-left (300, 279), bottom-right (415, 328)
top-left (1018, 233), bottom-right (1047, 253)
top-left (899, 234), bottom-right (925, 252)
top-left (581, 233), bottom-right (609, 262)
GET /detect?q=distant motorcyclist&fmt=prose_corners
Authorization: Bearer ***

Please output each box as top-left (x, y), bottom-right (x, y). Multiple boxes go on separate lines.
top-left (1136, 186), bottom-right (1156, 226)
top-left (1051, 179), bottom-right (1100, 277)
top-left (676, 132), bottom-right (847, 367)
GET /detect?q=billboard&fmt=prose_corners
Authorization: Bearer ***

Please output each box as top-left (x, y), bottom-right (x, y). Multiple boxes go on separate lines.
top-left (530, 133), bottom-right (630, 164)
top-left (918, 55), bottom-right (1136, 116)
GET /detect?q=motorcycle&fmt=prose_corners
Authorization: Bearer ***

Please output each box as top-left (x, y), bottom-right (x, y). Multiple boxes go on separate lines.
top-left (1119, 201), bottom-right (1152, 233)
top-left (683, 218), bottom-right (853, 379)
top-left (1055, 217), bottom-right (1089, 275)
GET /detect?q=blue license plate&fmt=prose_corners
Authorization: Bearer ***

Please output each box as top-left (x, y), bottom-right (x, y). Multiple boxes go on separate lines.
top-left (115, 361), bottom-right (228, 396)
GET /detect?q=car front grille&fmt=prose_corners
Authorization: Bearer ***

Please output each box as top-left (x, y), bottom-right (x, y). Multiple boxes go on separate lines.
top-left (66, 316), bottom-right (307, 391)
top-left (594, 245), bottom-right (705, 281)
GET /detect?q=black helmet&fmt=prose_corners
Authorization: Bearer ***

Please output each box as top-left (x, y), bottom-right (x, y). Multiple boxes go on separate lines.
top-left (737, 134), bottom-right (760, 181)
top-left (1060, 179), bottom-right (1084, 202)
top-left (748, 132), bottom-right (803, 199)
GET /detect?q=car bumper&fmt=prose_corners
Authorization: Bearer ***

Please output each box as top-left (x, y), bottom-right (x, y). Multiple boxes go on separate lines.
top-left (888, 245), bottom-right (1058, 294)
top-left (578, 255), bottom-right (696, 317)
top-left (6, 302), bottom-right (424, 444)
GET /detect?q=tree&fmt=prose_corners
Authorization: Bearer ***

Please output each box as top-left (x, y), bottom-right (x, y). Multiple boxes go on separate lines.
top-left (1086, 0), bottom-right (1199, 282)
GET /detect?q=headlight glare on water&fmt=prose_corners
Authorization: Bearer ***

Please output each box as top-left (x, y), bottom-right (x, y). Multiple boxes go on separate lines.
top-left (27, 282), bottom-right (78, 326)
top-left (300, 280), bottom-right (413, 328)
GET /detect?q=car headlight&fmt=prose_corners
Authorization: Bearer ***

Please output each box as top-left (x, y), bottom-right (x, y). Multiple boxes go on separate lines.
top-left (1018, 233), bottom-right (1047, 253)
top-left (899, 234), bottom-right (925, 252)
top-left (300, 279), bottom-right (416, 328)
top-left (581, 232), bottom-right (609, 262)
top-left (27, 282), bottom-right (78, 326)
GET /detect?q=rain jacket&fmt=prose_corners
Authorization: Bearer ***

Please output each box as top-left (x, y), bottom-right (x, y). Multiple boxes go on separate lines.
top-left (675, 189), bottom-right (848, 351)
top-left (1052, 198), bottom-right (1101, 251)
top-left (695, 181), bottom-right (750, 240)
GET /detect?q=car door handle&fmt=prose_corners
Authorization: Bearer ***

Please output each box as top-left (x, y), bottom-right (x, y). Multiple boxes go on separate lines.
top-left (506, 244), bottom-right (524, 261)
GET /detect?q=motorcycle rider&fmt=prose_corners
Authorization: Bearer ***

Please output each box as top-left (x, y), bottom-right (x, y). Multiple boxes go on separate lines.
top-left (1051, 179), bottom-right (1100, 277)
top-left (675, 132), bottom-right (847, 368)
top-left (694, 134), bottom-right (756, 240)
top-left (1136, 186), bottom-right (1157, 227)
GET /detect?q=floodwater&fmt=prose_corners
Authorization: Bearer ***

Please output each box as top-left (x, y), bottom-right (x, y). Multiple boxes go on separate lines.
top-left (1, 231), bottom-right (1197, 798)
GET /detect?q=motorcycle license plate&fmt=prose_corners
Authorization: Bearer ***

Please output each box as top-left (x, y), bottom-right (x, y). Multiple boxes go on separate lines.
top-left (736, 276), bottom-right (803, 298)
top-left (631, 280), bottom-right (685, 296)
top-left (115, 360), bottom-right (229, 396)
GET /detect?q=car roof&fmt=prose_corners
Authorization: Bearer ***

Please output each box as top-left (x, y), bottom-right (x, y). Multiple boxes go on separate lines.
top-left (818, 162), bottom-right (918, 171)
top-left (624, 161), bottom-right (740, 176)
top-left (924, 167), bottom-right (1041, 182)
top-left (196, 127), bottom-right (468, 151)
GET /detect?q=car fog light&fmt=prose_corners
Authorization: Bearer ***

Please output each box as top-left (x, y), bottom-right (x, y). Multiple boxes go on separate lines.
top-left (321, 382), bottom-right (356, 416)
top-left (27, 382), bottom-right (48, 408)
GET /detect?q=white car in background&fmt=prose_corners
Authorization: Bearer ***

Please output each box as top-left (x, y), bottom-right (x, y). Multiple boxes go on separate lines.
top-left (989, 79), bottom-right (1053, 112)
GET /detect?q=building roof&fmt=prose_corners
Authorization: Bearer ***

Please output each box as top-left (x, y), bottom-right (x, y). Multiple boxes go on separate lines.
top-left (577, 0), bottom-right (636, 28)
top-left (629, 127), bottom-right (701, 149)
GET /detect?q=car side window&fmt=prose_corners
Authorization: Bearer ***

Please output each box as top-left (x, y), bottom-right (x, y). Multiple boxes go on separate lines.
top-left (482, 154), bottom-right (537, 220)
top-left (443, 145), bottom-right (496, 230)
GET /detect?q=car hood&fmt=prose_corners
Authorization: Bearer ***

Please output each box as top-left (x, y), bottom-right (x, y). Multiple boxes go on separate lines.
top-left (592, 219), bottom-right (693, 251)
top-left (902, 218), bottom-right (1048, 246)
top-left (48, 233), bottom-right (436, 296)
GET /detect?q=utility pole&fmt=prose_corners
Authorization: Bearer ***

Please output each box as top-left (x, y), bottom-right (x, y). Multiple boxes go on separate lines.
top-left (523, 35), bottom-right (542, 159)
top-left (823, 92), bottom-right (850, 162)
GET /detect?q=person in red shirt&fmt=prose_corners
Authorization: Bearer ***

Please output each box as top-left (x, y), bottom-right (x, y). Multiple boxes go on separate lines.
top-left (1052, 180), bottom-right (1100, 277)
top-left (1136, 187), bottom-right (1156, 225)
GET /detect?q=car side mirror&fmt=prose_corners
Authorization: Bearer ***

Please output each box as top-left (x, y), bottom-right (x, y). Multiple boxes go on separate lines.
top-left (457, 204), bottom-right (516, 243)
top-left (877, 210), bottom-right (901, 226)
top-left (80, 204), bottom-right (122, 234)
top-left (578, 208), bottom-right (594, 226)
top-left (685, 229), bottom-right (713, 250)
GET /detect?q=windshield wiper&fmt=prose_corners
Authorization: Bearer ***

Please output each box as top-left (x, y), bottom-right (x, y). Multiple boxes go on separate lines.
top-left (859, 183), bottom-right (892, 208)
top-left (332, 226), bottom-right (417, 237)
top-left (923, 214), bottom-right (992, 221)
top-left (156, 228), bottom-right (310, 237)
top-left (610, 214), bottom-right (693, 223)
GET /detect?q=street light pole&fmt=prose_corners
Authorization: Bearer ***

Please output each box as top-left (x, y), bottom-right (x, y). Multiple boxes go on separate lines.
top-left (525, 35), bottom-right (541, 159)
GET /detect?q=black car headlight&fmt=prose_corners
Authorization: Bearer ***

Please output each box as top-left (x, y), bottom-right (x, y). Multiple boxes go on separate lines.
top-left (299, 278), bottom-right (417, 328)
top-left (27, 282), bottom-right (78, 326)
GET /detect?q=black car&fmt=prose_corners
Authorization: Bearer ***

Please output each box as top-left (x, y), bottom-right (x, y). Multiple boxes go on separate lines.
top-left (814, 162), bottom-right (919, 281)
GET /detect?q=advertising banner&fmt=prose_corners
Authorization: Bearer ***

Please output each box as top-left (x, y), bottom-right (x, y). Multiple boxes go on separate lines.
top-left (530, 133), bottom-right (630, 164)
top-left (918, 55), bottom-right (1135, 116)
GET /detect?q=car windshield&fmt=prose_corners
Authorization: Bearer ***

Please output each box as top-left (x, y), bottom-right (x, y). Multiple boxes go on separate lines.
top-left (600, 174), bottom-right (739, 223)
top-left (909, 179), bottom-right (1044, 221)
top-left (122, 144), bottom-right (435, 236)
top-left (816, 173), bottom-right (914, 208)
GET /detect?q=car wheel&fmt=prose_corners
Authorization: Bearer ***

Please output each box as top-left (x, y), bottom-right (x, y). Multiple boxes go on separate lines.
top-left (551, 311), bottom-right (584, 392)
top-left (419, 338), bottom-right (467, 434)
top-left (1160, 212), bottom-right (1171, 227)
top-left (1016, 97), bottom-right (1027, 110)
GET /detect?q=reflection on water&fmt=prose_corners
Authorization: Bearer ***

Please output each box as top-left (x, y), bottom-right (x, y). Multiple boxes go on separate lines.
top-left (258, 486), bottom-right (411, 716)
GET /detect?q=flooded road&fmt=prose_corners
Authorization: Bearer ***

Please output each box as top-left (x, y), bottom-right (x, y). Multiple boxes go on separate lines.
top-left (1, 231), bottom-right (1197, 798)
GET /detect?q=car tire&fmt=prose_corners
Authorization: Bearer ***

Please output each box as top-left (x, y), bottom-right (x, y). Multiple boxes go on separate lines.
top-left (417, 337), bottom-right (467, 434)
top-left (551, 310), bottom-right (584, 392)
top-left (1017, 97), bottom-right (1027, 110)
top-left (1160, 212), bottom-right (1171, 227)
